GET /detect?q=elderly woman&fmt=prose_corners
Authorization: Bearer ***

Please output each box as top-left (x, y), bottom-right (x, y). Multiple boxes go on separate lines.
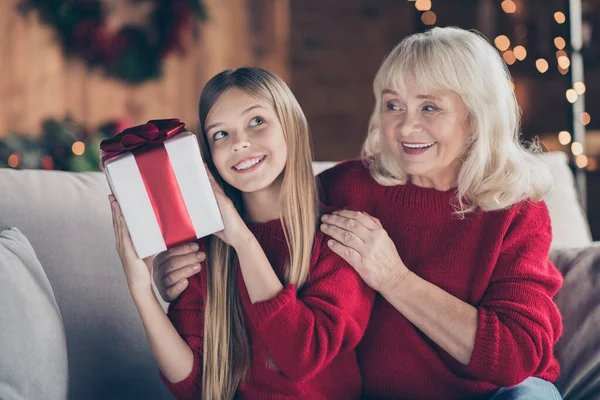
top-left (154, 27), bottom-right (563, 399)
top-left (317, 27), bottom-right (563, 399)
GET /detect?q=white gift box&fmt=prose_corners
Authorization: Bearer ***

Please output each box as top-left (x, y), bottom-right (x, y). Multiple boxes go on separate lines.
top-left (104, 131), bottom-right (223, 259)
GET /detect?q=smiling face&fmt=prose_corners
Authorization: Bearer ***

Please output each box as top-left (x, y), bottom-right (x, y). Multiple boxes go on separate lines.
top-left (204, 88), bottom-right (288, 194)
top-left (380, 82), bottom-right (470, 189)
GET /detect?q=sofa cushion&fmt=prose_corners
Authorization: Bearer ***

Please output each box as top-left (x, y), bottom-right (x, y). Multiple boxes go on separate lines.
top-left (0, 170), bottom-right (173, 400)
top-left (539, 152), bottom-right (592, 249)
top-left (0, 228), bottom-right (68, 400)
top-left (551, 243), bottom-right (600, 399)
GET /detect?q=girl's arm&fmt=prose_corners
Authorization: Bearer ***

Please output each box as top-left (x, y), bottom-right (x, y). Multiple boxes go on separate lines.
top-left (110, 197), bottom-right (204, 399)
top-left (206, 173), bottom-right (375, 382)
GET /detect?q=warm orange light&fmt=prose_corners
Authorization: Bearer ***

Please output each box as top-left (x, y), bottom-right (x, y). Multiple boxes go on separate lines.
top-left (554, 11), bottom-right (566, 24)
top-left (554, 37), bottom-right (566, 50)
top-left (558, 131), bottom-right (572, 145)
top-left (72, 141), bottom-right (86, 156)
top-left (574, 82), bottom-right (586, 95)
top-left (558, 56), bottom-right (571, 69)
top-left (536, 59), bottom-right (549, 73)
top-left (421, 11), bottom-right (436, 25)
top-left (7, 153), bottom-right (19, 168)
top-left (503, 50), bottom-right (516, 65)
top-left (415, 0), bottom-right (431, 11)
top-left (566, 89), bottom-right (578, 103)
top-left (501, 0), bottom-right (516, 13)
top-left (494, 35), bottom-right (511, 51)
top-left (581, 112), bottom-right (591, 126)
top-left (576, 155), bottom-right (588, 169)
top-left (571, 142), bottom-right (583, 156)
top-left (514, 45), bottom-right (527, 61)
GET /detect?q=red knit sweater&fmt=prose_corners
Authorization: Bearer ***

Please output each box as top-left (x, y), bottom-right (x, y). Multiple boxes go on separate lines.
top-left (318, 160), bottom-right (563, 400)
top-left (160, 208), bottom-right (375, 399)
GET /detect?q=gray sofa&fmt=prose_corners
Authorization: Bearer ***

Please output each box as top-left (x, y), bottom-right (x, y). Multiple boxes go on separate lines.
top-left (0, 154), bottom-right (598, 400)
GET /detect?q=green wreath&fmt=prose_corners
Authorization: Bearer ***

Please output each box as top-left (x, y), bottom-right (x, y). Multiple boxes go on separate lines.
top-left (21, 0), bottom-right (206, 84)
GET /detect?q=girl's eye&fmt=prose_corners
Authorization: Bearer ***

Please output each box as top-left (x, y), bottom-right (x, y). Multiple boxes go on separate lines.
top-left (385, 102), bottom-right (400, 112)
top-left (249, 117), bottom-right (265, 127)
top-left (213, 131), bottom-right (228, 140)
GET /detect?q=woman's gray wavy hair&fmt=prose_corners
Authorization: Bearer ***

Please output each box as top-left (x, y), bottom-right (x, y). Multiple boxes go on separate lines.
top-left (362, 27), bottom-right (552, 214)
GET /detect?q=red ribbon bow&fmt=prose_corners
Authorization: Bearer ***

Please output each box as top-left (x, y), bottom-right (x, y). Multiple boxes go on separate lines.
top-left (100, 119), bottom-right (186, 161)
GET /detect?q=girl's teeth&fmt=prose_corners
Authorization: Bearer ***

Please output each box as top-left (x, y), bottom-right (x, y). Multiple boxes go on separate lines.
top-left (235, 157), bottom-right (263, 170)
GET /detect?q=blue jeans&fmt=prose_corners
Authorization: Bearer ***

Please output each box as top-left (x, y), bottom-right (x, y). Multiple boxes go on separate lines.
top-left (489, 377), bottom-right (562, 400)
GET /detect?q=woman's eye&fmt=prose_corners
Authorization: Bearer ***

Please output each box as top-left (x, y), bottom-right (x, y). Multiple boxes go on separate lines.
top-left (213, 131), bottom-right (228, 140)
top-left (249, 117), bottom-right (265, 127)
top-left (423, 105), bottom-right (439, 112)
top-left (386, 102), bottom-right (400, 112)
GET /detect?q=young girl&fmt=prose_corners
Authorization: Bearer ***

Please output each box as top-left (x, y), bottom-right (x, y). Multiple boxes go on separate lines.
top-left (109, 67), bottom-right (374, 399)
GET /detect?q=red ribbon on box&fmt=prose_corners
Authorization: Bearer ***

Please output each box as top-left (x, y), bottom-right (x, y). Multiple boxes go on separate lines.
top-left (101, 119), bottom-right (197, 250)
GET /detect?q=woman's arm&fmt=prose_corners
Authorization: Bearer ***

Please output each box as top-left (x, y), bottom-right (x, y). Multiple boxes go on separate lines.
top-left (379, 270), bottom-right (478, 365)
top-left (322, 205), bottom-right (562, 386)
top-left (322, 210), bottom-right (477, 364)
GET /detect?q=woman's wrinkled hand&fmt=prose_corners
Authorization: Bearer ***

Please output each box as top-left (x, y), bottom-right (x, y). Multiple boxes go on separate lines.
top-left (320, 210), bottom-right (409, 292)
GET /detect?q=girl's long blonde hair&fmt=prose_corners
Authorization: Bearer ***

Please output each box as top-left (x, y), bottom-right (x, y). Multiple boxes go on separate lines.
top-left (197, 67), bottom-right (319, 399)
top-left (363, 27), bottom-right (552, 214)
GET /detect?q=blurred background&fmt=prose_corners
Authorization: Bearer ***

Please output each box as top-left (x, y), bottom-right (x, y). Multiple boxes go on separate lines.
top-left (0, 0), bottom-right (598, 238)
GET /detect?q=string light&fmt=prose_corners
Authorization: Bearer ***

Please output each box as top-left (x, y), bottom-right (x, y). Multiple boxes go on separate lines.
top-left (554, 37), bottom-right (566, 50)
top-left (415, 0), bottom-right (431, 11)
top-left (576, 155), bottom-right (589, 168)
top-left (72, 141), bottom-right (86, 156)
top-left (558, 56), bottom-right (571, 69)
top-left (494, 35), bottom-right (511, 51)
top-left (8, 153), bottom-right (19, 168)
top-left (501, 0), bottom-right (516, 13)
top-left (421, 10), bottom-right (436, 25)
top-left (566, 89), bottom-right (578, 103)
top-left (581, 112), bottom-right (591, 125)
top-left (513, 45), bottom-right (527, 61)
top-left (558, 131), bottom-right (572, 145)
top-left (536, 58), bottom-right (549, 73)
top-left (574, 82), bottom-right (586, 94)
top-left (503, 50), bottom-right (516, 65)
top-left (554, 11), bottom-right (566, 24)
top-left (571, 142), bottom-right (583, 156)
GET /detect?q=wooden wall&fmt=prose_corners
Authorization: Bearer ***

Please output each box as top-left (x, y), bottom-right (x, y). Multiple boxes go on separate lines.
top-left (0, 0), bottom-right (290, 136)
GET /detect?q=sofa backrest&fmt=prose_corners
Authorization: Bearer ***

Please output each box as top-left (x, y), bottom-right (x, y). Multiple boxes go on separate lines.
top-left (0, 154), bottom-right (592, 399)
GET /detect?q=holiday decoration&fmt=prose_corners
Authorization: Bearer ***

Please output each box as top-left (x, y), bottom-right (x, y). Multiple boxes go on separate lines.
top-left (19, 0), bottom-right (206, 83)
top-left (0, 116), bottom-right (131, 172)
